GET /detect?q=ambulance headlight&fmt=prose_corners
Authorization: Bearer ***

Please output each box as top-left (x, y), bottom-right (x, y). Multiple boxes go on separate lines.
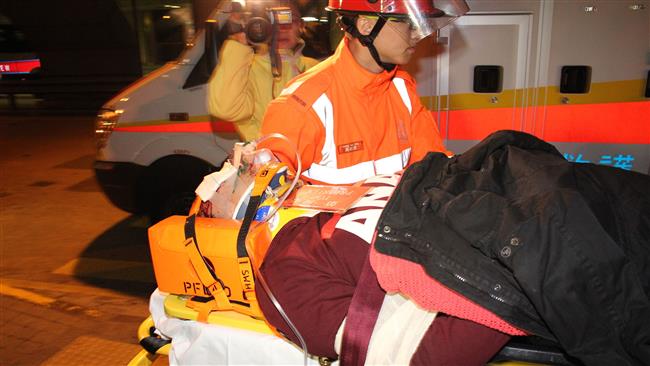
top-left (95, 108), bottom-right (122, 149)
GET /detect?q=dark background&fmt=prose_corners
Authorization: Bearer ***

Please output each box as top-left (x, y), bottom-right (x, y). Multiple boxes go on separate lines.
top-left (0, 0), bottom-right (217, 114)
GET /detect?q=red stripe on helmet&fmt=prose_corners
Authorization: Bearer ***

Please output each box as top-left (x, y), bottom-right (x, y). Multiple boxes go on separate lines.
top-left (327, 0), bottom-right (439, 16)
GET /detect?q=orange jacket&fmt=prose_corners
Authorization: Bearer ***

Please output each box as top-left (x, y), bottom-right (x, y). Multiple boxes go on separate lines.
top-left (260, 38), bottom-right (450, 184)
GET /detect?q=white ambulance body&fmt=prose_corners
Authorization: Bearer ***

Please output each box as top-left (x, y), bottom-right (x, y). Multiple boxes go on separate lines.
top-left (410, 0), bottom-right (649, 173)
top-left (94, 0), bottom-right (649, 218)
top-left (94, 7), bottom-right (239, 219)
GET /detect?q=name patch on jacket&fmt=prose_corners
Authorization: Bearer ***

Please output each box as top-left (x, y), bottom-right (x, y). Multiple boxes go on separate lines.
top-left (338, 141), bottom-right (364, 154)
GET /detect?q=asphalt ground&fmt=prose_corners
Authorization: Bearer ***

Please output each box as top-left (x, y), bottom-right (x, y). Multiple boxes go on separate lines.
top-left (0, 115), bottom-right (159, 365)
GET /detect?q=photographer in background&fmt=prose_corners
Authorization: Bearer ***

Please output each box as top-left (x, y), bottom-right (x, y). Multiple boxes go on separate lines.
top-left (207, 0), bottom-right (319, 142)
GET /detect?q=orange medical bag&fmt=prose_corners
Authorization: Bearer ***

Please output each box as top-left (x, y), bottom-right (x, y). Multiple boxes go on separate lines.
top-left (148, 214), bottom-right (273, 318)
top-left (148, 161), bottom-right (312, 320)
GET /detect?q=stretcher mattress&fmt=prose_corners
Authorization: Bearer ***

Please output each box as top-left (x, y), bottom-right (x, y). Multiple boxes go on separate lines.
top-left (149, 289), bottom-right (332, 365)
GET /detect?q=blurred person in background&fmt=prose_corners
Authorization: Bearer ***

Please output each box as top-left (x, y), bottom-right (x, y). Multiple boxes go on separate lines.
top-left (207, 0), bottom-right (319, 142)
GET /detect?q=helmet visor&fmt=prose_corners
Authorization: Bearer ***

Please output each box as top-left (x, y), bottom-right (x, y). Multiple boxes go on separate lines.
top-left (386, 0), bottom-right (469, 41)
top-left (333, 0), bottom-right (469, 42)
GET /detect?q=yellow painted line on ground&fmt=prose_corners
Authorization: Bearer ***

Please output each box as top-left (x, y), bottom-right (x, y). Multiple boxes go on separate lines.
top-left (0, 282), bottom-right (56, 306)
top-left (2, 278), bottom-right (134, 298)
top-left (2, 278), bottom-right (147, 318)
top-left (41, 335), bottom-right (141, 366)
top-left (53, 257), bottom-right (155, 283)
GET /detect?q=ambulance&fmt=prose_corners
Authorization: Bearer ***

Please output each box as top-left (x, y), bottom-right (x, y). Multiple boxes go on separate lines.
top-left (94, 0), bottom-right (650, 220)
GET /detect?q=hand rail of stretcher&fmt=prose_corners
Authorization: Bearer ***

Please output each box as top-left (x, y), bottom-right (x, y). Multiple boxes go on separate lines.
top-left (126, 316), bottom-right (578, 366)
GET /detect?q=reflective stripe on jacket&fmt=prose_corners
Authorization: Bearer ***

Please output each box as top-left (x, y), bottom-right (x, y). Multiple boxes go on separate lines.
top-left (303, 78), bottom-right (413, 184)
top-left (260, 37), bottom-right (450, 185)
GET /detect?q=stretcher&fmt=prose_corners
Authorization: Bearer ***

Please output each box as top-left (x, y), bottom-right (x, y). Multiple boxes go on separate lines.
top-left (129, 151), bottom-right (577, 365)
top-left (127, 289), bottom-right (330, 366)
top-left (128, 290), bottom-right (576, 366)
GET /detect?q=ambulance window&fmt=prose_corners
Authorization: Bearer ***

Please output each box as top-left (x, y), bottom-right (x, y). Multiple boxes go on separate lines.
top-left (560, 66), bottom-right (591, 94)
top-left (645, 70), bottom-right (649, 98)
top-left (473, 65), bottom-right (503, 93)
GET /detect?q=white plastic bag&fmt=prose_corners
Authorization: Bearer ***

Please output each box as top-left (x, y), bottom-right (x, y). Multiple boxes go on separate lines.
top-left (194, 142), bottom-right (277, 219)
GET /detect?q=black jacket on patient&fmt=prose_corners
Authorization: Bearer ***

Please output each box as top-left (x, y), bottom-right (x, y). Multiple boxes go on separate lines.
top-left (375, 130), bottom-right (650, 366)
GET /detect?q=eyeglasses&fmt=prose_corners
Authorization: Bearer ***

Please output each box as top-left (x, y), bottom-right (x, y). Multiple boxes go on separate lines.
top-left (360, 15), bottom-right (417, 31)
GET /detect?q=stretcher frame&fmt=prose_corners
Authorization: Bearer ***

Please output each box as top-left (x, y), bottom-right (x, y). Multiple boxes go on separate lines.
top-left (133, 180), bottom-right (577, 365)
top-left (127, 293), bottom-right (576, 366)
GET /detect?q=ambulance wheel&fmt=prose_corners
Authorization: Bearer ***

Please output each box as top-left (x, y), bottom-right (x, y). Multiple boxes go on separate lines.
top-left (158, 190), bottom-right (196, 221)
top-left (145, 155), bottom-right (217, 223)
top-left (148, 186), bottom-right (198, 224)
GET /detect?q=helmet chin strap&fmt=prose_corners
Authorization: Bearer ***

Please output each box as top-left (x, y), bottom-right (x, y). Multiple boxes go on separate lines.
top-left (343, 16), bottom-right (396, 72)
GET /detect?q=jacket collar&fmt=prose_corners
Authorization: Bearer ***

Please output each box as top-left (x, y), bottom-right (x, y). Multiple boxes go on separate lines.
top-left (333, 37), bottom-right (397, 94)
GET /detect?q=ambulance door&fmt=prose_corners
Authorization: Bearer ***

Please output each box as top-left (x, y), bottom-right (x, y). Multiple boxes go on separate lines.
top-left (540, 1), bottom-right (650, 174)
top-left (437, 14), bottom-right (532, 153)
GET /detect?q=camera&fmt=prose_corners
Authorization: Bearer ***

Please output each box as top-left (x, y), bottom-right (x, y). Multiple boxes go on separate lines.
top-left (246, 7), bottom-right (293, 44)
top-left (227, 3), bottom-right (294, 44)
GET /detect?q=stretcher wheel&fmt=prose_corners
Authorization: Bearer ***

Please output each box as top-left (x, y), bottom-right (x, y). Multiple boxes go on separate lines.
top-left (127, 316), bottom-right (171, 366)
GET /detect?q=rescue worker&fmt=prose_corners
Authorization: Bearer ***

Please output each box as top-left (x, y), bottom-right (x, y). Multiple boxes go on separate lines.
top-left (259, 0), bottom-right (458, 184)
top-left (207, 1), bottom-right (319, 142)
top-left (255, 2), bottom-right (514, 365)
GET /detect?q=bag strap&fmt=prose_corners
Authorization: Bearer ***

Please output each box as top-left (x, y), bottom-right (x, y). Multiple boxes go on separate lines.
top-left (182, 162), bottom-right (286, 318)
top-left (339, 250), bottom-right (385, 366)
top-left (234, 162), bottom-right (287, 314)
top-left (184, 214), bottom-right (232, 310)
top-left (236, 193), bottom-right (262, 306)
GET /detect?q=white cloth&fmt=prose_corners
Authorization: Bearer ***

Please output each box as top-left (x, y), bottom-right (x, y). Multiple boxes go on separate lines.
top-left (334, 293), bottom-right (437, 365)
top-left (149, 289), bottom-right (328, 365)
